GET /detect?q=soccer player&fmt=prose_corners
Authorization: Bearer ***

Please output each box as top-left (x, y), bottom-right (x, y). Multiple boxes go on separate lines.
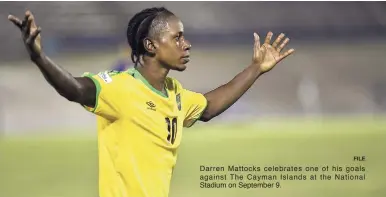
top-left (8, 7), bottom-right (294, 197)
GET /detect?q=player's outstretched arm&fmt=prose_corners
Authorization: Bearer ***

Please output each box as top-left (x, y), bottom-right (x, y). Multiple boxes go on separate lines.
top-left (200, 32), bottom-right (295, 122)
top-left (8, 10), bottom-right (96, 107)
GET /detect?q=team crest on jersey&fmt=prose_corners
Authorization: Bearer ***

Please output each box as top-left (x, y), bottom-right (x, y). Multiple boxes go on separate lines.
top-left (176, 93), bottom-right (181, 111)
top-left (98, 71), bottom-right (112, 83)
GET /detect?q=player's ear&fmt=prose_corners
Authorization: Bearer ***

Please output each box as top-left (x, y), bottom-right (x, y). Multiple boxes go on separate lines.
top-left (143, 38), bottom-right (156, 54)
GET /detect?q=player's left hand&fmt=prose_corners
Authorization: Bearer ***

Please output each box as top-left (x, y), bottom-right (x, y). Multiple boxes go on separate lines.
top-left (252, 32), bottom-right (295, 74)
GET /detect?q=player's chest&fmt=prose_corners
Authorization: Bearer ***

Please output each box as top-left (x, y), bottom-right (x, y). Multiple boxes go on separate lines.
top-left (121, 87), bottom-right (182, 117)
top-left (118, 86), bottom-right (185, 144)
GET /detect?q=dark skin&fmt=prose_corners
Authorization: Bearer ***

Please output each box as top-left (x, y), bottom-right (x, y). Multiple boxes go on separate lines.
top-left (8, 11), bottom-right (295, 122)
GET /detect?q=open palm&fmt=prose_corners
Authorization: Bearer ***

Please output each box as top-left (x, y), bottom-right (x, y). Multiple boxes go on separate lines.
top-left (253, 32), bottom-right (295, 73)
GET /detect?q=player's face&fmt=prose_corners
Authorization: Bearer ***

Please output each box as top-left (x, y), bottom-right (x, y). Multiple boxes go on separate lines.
top-left (155, 16), bottom-right (191, 71)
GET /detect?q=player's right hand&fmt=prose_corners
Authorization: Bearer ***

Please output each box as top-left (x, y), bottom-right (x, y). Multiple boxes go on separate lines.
top-left (8, 10), bottom-right (42, 59)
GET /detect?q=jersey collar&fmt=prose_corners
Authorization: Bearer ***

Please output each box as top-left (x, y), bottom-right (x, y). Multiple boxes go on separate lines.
top-left (129, 68), bottom-right (169, 98)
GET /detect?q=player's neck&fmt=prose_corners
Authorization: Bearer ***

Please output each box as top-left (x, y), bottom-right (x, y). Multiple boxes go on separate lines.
top-left (136, 63), bottom-right (169, 92)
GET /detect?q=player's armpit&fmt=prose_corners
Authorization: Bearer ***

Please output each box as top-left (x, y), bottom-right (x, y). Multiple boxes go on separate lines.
top-left (182, 90), bottom-right (208, 128)
top-left (184, 106), bottom-right (207, 127)
top-left (74, 77), bottom-right (97, 108)
top-left (197, 93), bottom-right (220, 122)
top-left (198, 108), bottom-right (211, 122)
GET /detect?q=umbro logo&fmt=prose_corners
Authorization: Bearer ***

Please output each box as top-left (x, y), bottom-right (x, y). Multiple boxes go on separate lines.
top-left (146, 101), bottom-right (156, 111)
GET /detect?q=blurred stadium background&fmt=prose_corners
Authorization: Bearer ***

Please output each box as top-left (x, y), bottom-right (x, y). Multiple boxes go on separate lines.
top-left (0, 2), bottom-right (385, 197)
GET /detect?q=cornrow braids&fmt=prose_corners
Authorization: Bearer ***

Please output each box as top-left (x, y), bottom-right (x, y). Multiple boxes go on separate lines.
top-left (126, 7), bottom-right (174, 67)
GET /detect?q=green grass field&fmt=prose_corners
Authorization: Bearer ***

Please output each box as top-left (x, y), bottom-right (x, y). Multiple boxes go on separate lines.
top-left (1, 117), bottom-right (385, 197)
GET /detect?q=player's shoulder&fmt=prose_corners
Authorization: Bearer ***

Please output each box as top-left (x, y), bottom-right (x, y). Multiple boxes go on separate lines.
top-left (83, 69), bottom-right (129, 84)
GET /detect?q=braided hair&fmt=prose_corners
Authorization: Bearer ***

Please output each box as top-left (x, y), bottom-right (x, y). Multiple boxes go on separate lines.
top-left (126, 7), bottom-right (174, 67)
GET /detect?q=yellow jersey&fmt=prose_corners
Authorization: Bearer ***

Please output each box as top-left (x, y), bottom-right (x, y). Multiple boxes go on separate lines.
top-left (82, 68), bottom-right (207, 197)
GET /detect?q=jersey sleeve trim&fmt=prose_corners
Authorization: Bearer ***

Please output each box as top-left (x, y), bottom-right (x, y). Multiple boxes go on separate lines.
top-left (82, 72), bottom-right (101, 113)
top-left (185, 98), bottom-right (208, 128)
